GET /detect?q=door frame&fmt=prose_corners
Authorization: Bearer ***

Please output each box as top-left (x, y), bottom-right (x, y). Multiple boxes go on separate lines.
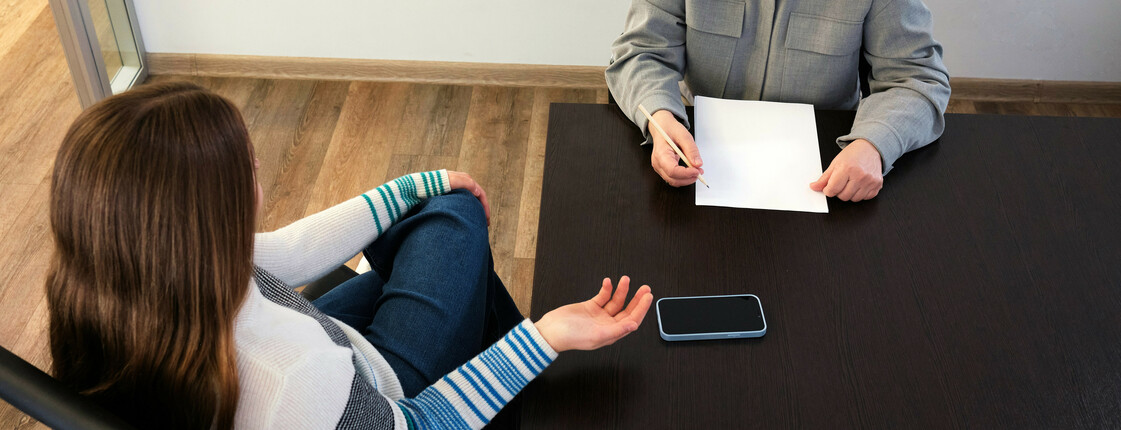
top-left (49, 0), bottom-right (148, 108)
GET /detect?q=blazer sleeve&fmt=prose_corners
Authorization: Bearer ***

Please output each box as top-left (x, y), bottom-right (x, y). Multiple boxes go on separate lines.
top-left (606, 0), bottom-right (691, 142)
top-left (838, 0), bottom-right (952, 174)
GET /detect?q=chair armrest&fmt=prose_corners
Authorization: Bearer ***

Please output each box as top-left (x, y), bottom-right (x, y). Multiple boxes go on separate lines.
top-left (300, 265), bottom-right (360, 301)
top-left (0, 346), bottom-right (133, 429)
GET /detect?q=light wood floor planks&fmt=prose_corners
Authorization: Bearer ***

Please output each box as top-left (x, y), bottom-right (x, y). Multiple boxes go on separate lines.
top-left (3, 1), bottom-right (1121, 427)
top-left (138, 74), bottom-right (610, 317)
top-left (0, 3), bottom-right (83, 429)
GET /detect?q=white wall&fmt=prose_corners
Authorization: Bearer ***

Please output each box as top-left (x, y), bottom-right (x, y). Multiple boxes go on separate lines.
top-left (927, 0), bottom-right (1121, 81)
top-left (133, 0), bottom-right (629, 66)
top-left (133, 0), bottom-right (1121, 82)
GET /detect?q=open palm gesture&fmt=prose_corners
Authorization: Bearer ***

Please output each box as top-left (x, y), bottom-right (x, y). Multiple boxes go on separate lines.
top-left (534, 276), bottom-right (653, 352)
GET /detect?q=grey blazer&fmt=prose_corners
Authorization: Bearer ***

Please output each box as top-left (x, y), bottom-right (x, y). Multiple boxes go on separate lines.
top-left (606, 0), bottom-right (951, 174)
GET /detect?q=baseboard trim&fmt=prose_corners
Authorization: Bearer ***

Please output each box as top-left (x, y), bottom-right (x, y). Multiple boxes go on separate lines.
top-left (147, 53), bottom-right (607, 88)
top-left (147, 54), bottom-right (1121, 104)
top-left (951, 78), bottom-right (1121, 104)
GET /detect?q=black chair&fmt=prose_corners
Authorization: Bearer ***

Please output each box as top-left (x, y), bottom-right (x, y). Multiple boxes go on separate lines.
top-left (0, 347), bottom-right (133, 429)
top-left (300, 265), bottom-right (359, 301)
top-left (859, 49), bottom-right (872, 98)
top-left (0, 265), bottom-right (358, 428)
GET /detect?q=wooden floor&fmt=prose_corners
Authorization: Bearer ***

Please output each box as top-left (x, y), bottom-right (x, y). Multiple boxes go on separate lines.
top-left (135, 75), bottom-right (610, 315)
top-left (2, 2), bottom-right (1121, 428)
top-left (1, 2), bottom-right (84, 429)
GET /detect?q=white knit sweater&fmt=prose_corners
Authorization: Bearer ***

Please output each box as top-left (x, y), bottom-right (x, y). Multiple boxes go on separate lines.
top-left (235, 170), bottom-right (557, 429)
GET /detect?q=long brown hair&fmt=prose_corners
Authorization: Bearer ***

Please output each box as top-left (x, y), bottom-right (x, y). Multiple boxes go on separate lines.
top-left (47, 82), bottom-right (256, 429)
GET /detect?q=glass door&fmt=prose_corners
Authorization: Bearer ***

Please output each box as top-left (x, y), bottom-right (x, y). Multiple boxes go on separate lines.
top-left (50, 0), bottom-right (147, 107)
top-left (87, 0), bottom-right (143, 94)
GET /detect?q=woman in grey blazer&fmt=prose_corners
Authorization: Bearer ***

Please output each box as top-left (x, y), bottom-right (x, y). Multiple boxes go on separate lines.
top-left (607, 0), bottom-right (950, 202)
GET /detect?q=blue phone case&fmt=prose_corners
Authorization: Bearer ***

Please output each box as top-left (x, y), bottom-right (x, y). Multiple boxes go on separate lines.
top-left (656, 294), bottom-right (767, 341)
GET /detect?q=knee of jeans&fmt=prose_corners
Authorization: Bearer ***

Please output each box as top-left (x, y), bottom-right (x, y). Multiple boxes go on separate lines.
top-left (424, 190), bottom-right (488, 240)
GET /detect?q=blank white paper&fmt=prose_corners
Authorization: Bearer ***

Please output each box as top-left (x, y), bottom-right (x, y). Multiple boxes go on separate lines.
top-left (694, 96), bottom-right (829, 213)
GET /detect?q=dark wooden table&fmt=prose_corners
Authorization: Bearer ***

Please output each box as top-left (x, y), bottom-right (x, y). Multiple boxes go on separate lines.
top-left (518, 104), bottom-right (1121, 429)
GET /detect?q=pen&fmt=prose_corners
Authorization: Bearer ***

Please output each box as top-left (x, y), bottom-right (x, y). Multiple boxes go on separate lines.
top-left (638, 104), bottom-right (709, 188)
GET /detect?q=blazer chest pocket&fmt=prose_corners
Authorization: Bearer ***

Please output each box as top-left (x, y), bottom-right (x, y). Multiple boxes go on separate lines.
top-left (685, 0), bottom-right (745, 38)
top-left (684, 0), bottom-right (746, 97)
top-left (781, 12), bottom-right (864, 106)
top-left (785, 12), bottom-right (863, 56)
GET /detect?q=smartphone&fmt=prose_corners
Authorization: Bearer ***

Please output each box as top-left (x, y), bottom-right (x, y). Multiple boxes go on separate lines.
top-left (656, 294), bottom-right (767, 341)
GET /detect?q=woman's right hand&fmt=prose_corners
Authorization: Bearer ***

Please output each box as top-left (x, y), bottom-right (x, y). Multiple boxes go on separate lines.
top-left (447, 170), bottom-right (491, 225)
top-left (649, 110), bottom-right (703, 187)
top-left (534, 276), bottom-right (653, 352)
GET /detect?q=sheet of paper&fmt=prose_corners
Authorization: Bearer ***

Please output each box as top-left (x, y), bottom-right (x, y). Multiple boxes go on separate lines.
top-left (694, 96), bottom-right (829, 213)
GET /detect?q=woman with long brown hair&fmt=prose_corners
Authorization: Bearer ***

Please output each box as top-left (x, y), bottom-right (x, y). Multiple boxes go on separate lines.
top-left (47, 82), bottom-right (652, 429)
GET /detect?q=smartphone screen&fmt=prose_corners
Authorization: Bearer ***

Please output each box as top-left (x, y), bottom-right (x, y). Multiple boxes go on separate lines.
top-left (657, 294), bottom-right (766, 336)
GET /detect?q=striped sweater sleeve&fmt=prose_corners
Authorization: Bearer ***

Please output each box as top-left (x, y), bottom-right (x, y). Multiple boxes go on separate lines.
top-left (254, 170), bottom-right (451, 287)
top-left (396, 319), bottom-right (558, 430)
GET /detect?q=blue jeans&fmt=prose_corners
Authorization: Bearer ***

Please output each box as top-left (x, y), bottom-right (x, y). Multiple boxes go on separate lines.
top-left (312, 190), bottom-right (524, 397)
